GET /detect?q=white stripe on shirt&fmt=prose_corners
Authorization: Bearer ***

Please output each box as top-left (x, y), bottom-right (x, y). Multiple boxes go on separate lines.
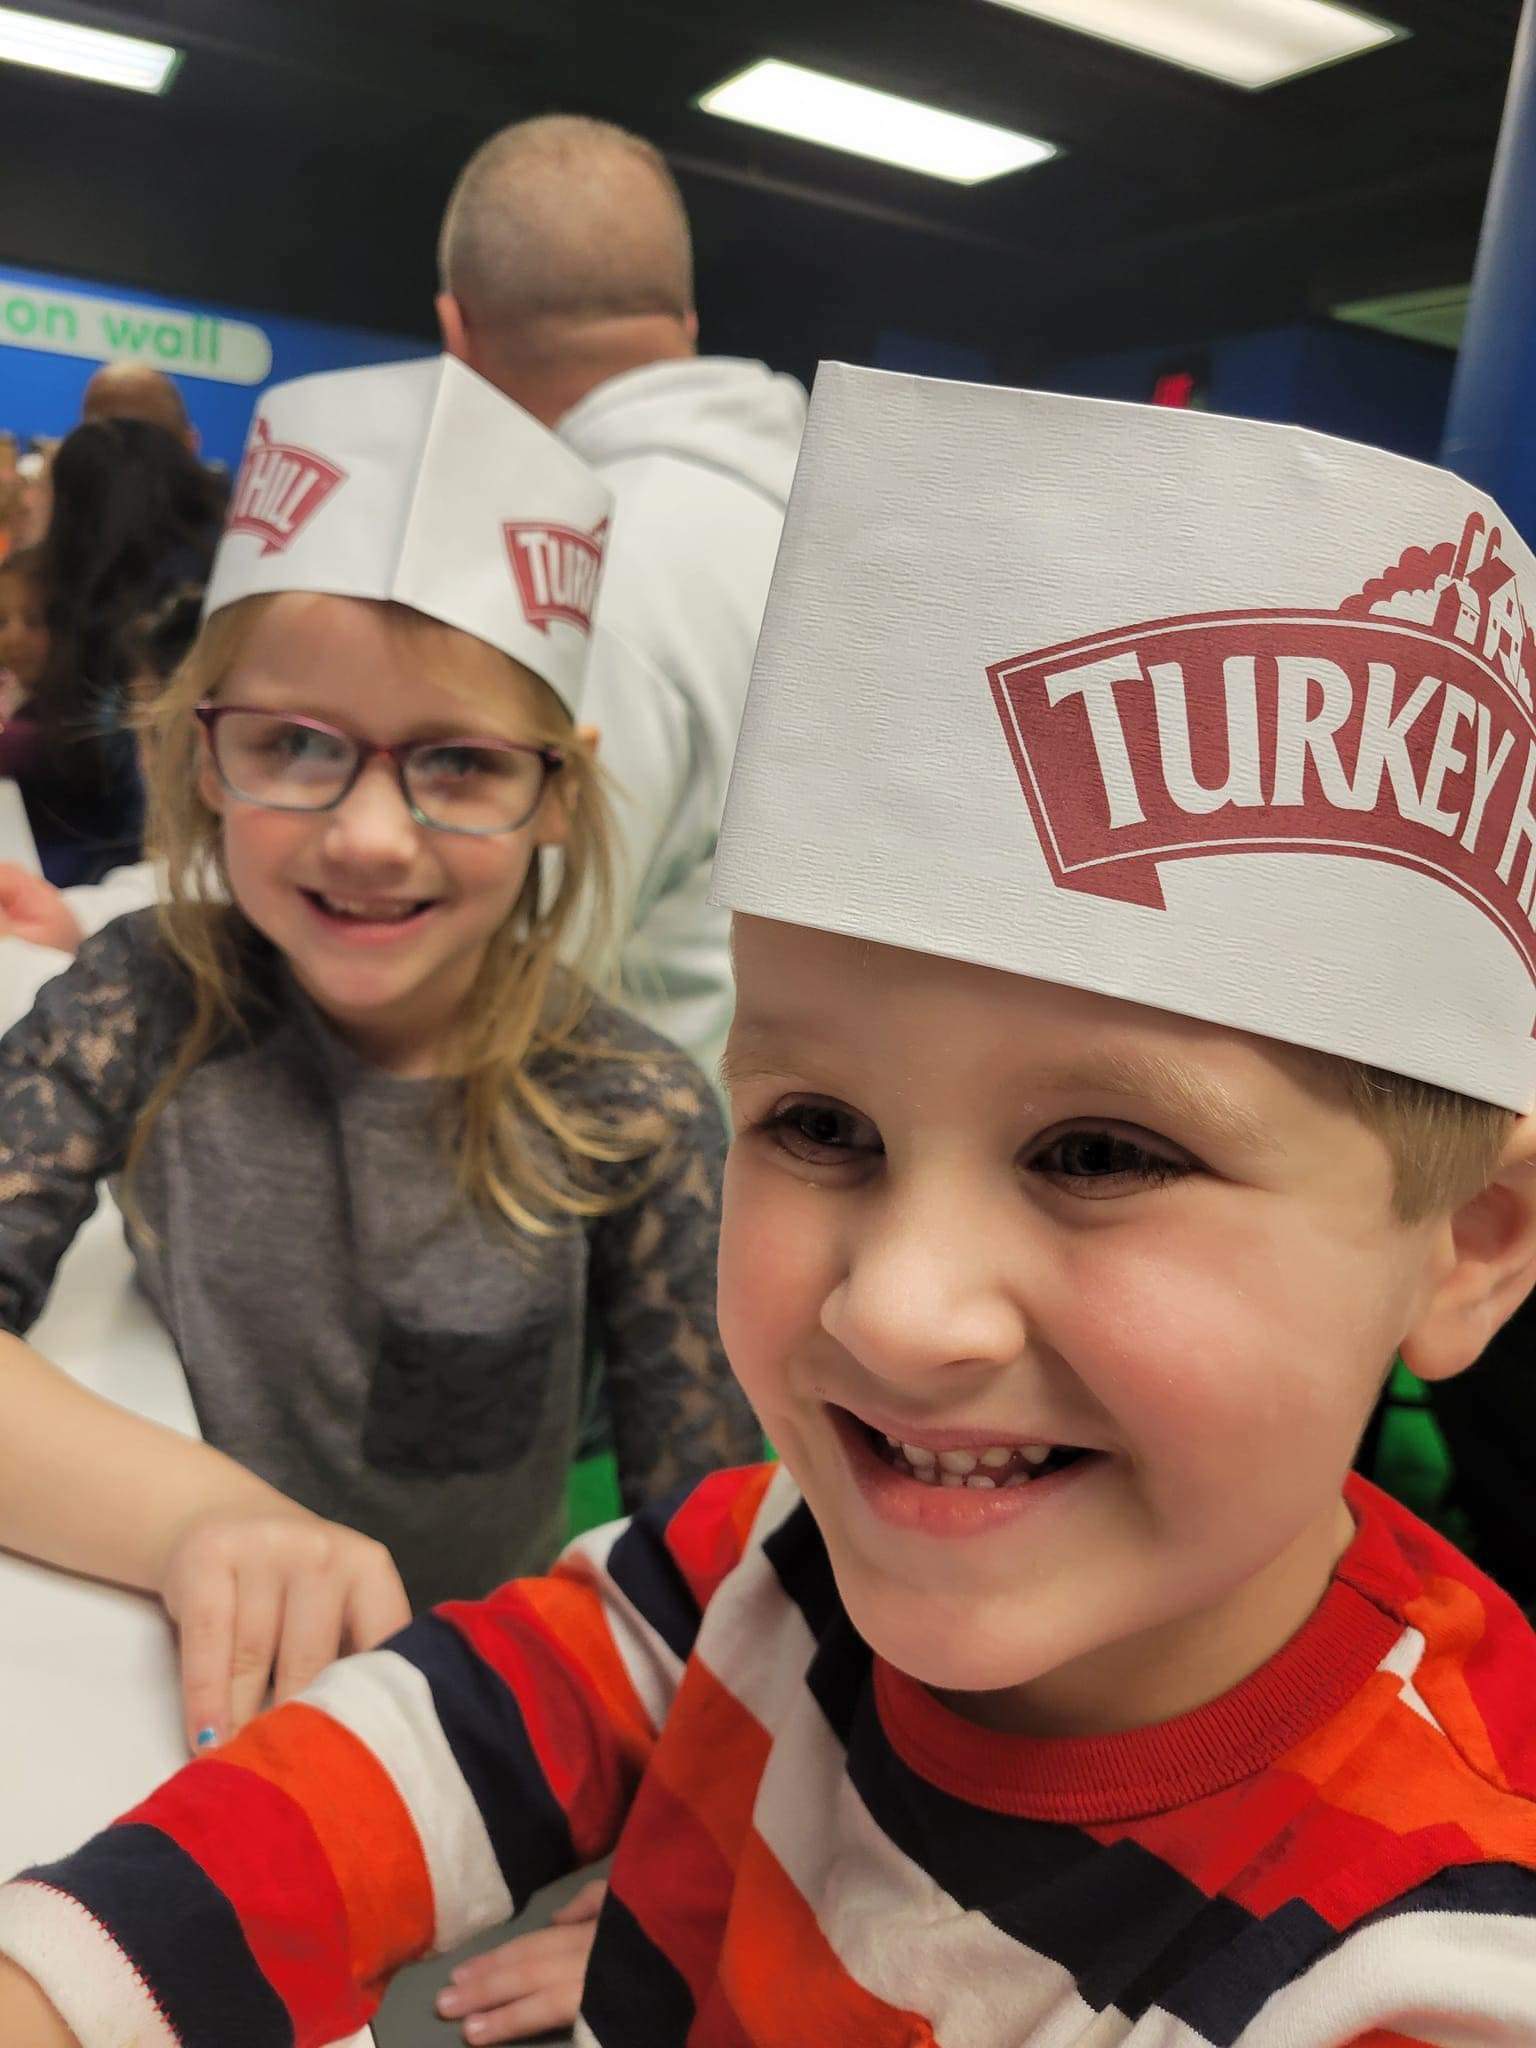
top-left (301, 1650), bottom-right (511, 1953)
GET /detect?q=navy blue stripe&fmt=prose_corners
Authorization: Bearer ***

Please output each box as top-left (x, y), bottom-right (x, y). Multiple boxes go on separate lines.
top-left (1114, 1851), bottom-right (1536, 2039)
top-left (761, 1501), bottom-right (840, 1644)
top-left (397, 1612), bottom-right (576, 1906)
top-left (579, 1881), bottom-right (698, 2044)
top-left (26, 1823), bottom-right (292, 2046)
top-left (842, 1690), bottom-right (1536, 2043)
top-left (843, 1685), bottom-right (1275, 2038)
top-left (603, 1485), bottom-right (707, 1663)
top-left (759, 1501), bottom-right (872, 1751)
top-left (1364, 1856), bottom-right (1536, 1922)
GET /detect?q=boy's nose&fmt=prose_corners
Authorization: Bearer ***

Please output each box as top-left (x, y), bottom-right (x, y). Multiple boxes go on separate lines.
top-left (820, 1182), bottom-right (1030, 1385)
top-left (321, 758), bottom-right (419, 867)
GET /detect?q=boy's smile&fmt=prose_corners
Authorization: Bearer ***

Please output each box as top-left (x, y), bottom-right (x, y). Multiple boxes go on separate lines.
top-left (720, 915), bottom-right (1455, 1738)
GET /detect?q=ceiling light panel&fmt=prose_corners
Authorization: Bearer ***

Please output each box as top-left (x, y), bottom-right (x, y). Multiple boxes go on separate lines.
top-left (0, 4), bottom-right (181, 93)
top-left (697, 59), bottom-right (1058, 184)
top-left (982, 0), bottom-right (1404, 89)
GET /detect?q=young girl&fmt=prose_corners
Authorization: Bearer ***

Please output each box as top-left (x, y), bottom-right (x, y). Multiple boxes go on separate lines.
top-left (0, 358), bottom-right (758, 1725)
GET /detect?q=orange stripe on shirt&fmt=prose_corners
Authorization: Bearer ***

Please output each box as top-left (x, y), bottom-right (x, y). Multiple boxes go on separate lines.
top-left (223, 1701), bottom-right (434, 1991)
top-left (510, 1572), bottom-right (657, 1768)
top-left (646, 1659), bottom-right (772, 1870)
top-left (717, 1830), bottom-right (937, 2048)
top-left (610, 1770), bottom-right (742, 2008)
top-left (1297, 1700), bottom-right (1536, 1866)
top-left (1405, 1577), bottom-right (1510, 1790)
top-left (447, 1585), bottom-right (649, 1865)
top-left (666, 1464), bottom-right (780, 1615)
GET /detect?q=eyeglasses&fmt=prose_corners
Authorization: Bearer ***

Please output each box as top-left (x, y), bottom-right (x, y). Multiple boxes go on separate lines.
top-left (195, 706), bottom-right (564, 837)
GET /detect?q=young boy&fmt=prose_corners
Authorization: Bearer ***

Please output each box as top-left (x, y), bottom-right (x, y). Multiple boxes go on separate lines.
top-left (5, 364), bottom-right (1536, 2046)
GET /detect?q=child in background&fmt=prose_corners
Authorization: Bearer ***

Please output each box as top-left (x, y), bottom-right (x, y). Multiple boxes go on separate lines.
top-left (0, 548), bottom-right (48, 734)
top-left (0, 358), bottom-right (756, 1727)
top-left (7, 365), bottom-right (1536, 2048)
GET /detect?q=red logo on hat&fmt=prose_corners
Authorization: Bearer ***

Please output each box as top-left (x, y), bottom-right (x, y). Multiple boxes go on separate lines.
top-left (228, 419), bottom-right (346, 556)
top-left (989, 511), bottom-right (1536, 1001)
top-left (503, 519), bottom-right (607, 635)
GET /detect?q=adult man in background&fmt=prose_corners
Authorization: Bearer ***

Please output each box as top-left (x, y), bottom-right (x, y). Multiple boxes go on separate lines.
top-left (437, 113), bottom-right (806, 1081)
top-left (5, 123), bottom-right (804, 1085)
top-left (79, 362), bottom-right (200, 454)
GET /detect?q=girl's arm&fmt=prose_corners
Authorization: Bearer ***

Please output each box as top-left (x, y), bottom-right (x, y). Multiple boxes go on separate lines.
top-left (0, 1330), bottom-right (410, 1745)
top-left (0, 924), bottom-right (410, 1741)
top-left (587, 1048), bottom-right (762, 1510)
top-left (0, 1329), bottom-right (297, 1589)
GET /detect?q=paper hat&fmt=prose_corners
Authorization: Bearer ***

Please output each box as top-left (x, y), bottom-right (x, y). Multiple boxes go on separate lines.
top-left (203, 356), bottom-right (612, 714)
top-left (712, 363), bottom-right (1536, 1110)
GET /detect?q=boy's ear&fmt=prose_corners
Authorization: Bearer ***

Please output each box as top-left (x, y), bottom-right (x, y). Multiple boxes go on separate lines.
top-left (1400, 1119), bottom-right (1536, 1385)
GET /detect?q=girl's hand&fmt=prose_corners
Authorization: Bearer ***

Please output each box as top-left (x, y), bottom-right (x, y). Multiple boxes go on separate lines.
top-left (158, 1508), bottom-right (411, 1752)
top-left (0, 865), bottom-right (83, 954)
top-left (436, 1879), bottom-right (607, 2043)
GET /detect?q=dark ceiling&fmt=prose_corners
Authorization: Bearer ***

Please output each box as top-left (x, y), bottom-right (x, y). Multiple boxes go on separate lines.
top-left (0, 0), bottom-right (1522, 386)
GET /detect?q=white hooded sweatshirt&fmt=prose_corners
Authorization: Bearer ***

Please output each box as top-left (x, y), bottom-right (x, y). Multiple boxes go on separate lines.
top-left (559, 356), bottom-right (807, 1083)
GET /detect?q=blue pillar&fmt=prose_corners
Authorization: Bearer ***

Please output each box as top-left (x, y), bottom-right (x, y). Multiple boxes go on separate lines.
top-left (1440, 0), bottom-right (1536, 541)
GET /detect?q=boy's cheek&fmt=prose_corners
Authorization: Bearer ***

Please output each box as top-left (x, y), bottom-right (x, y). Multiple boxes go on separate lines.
top-left (718, 1158), bottom-right (831, 1404)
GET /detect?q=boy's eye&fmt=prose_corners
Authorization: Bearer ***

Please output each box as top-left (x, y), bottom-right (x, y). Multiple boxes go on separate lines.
top-left (762, 1096), bottom-right (883, 1165)
top-left (1029, 1124), bottom-right (1193, 1196)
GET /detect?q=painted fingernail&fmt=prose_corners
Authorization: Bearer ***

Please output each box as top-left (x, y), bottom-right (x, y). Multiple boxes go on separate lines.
top-left (194, 1727), bottom-right (218, 1750)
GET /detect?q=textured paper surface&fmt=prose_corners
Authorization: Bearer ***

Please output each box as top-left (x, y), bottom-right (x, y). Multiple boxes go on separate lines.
top-left (712, 363), bottom-right (1536, 1108)
top-left (204, 355), bottom-right (611, 714)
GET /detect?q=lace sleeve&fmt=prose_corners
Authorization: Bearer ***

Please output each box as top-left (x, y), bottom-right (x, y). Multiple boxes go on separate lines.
top-left (0, 915), bottom-right (168, 1333)
top-left (585, 1047), bottom-right (763, 1511)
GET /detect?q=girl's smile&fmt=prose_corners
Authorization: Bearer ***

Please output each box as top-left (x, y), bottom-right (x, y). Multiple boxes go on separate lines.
top-left (199, 594), bottom-right (575, 1075)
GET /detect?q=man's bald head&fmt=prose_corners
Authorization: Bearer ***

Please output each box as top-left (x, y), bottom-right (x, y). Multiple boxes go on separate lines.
top-left (82, 363), bottom-right (196, 450)
top-left (436, 115), bottom-right (697, 420)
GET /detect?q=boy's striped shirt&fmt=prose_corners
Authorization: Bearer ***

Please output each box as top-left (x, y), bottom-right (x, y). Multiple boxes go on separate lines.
top-left (3, 1466), bottom-right (1536, 2046)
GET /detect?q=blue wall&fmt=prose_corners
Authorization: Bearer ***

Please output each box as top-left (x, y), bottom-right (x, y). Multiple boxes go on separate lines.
top-left (0, 262), bottom-right (434, 470)
top-left (1045, 321), bottom-right (1455, 462)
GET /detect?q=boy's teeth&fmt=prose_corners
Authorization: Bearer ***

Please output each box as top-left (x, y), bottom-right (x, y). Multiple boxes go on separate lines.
top-left (875, 1426), bottom-right (1071, 1487)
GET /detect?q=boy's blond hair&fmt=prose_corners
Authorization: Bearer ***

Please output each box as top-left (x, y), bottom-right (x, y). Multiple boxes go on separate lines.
top-left (1326, 1058), bottom-right (1515, 1222)
top-left (128, 594), bottom-right (667, 1238)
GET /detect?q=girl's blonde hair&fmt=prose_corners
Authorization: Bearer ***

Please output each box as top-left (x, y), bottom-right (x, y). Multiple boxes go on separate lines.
top-left (128, 593), bottom-right (667, 1237)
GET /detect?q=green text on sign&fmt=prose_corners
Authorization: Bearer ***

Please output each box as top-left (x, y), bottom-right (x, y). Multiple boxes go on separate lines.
top-left (0, 279), bottom-right (272, 387)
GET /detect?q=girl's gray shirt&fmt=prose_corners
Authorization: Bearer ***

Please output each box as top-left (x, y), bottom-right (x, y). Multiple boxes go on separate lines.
top-left (0, 912), bottom-right (759, 1610)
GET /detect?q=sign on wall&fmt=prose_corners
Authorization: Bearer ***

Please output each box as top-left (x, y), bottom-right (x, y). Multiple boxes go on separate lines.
top-left (0, 276), bottom-right (272, 385)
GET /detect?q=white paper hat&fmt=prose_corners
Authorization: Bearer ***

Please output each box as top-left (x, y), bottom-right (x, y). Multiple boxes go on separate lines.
top-left (712, 362), bottom-right (1536, 1110)
top-left (204, 355), bottom-right (611, 714)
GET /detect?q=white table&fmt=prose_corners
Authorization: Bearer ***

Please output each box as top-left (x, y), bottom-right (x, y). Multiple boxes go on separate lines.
top-left (0, 1187), bottom-right (375, 2048)
top-left (0, 778), bottom-right (41, 874)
